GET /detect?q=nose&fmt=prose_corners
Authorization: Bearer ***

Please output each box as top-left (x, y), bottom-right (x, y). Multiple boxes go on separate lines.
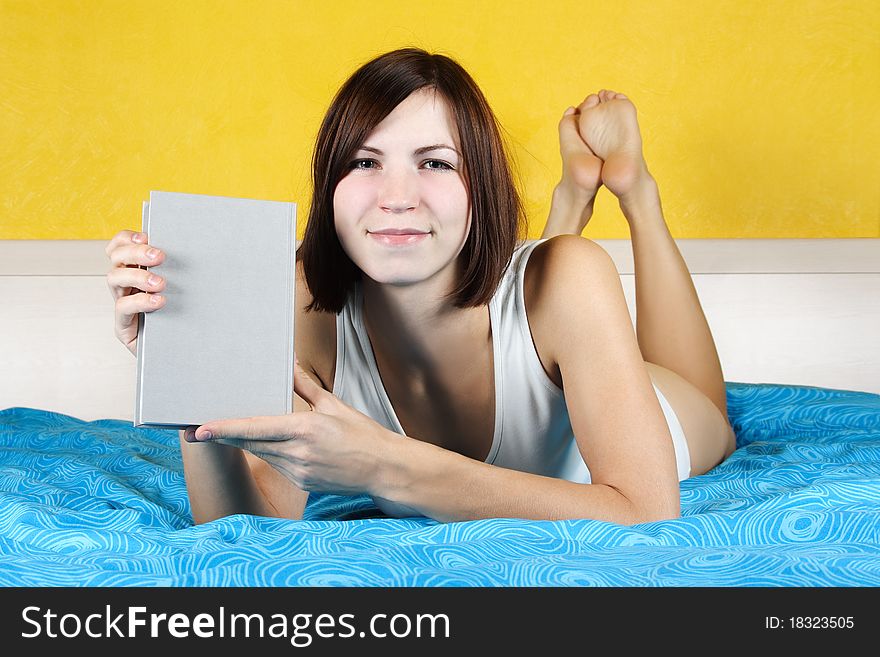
top-left (378, 168), bottom-right (419, 213)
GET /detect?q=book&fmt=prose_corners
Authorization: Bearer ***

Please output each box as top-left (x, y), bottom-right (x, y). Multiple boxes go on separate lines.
top-left (134, 191), bottom-right (297, 429)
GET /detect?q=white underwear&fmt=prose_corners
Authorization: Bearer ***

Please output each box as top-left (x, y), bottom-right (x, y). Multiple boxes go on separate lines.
top-left (653, 383), bottom-right (692, 481)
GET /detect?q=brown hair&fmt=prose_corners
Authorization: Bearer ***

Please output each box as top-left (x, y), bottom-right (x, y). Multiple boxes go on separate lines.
top-left (298, 47), bottom-right (527, 313)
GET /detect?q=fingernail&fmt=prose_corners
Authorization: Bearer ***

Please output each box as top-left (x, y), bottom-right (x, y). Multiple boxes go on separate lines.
top-left (183, 428), bottom-right (195, 442)
top-left (564, 106), bottom-right (575, 116)
top-left (132, 233), bottom-right (144, 243)
top-left (146, 248), bottom-right (159, 259)
top-left (197, 430), bottom-right (213, 441)
top-left (148, 274), bottom-right (161, 285)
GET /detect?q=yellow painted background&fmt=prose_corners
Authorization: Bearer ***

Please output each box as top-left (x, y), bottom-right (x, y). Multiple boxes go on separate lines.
top-left (1, 0), bottom-right (877, 240)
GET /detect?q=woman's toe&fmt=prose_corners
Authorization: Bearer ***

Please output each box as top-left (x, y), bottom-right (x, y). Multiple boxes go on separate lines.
top-left (581, 93), bottom-right (600, 109)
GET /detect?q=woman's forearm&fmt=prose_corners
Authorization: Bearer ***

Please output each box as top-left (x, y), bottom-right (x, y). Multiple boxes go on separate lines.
top-left (375, 437), bottom-right (673, 525)
top-left (178, 432), bottom-right (277, 524)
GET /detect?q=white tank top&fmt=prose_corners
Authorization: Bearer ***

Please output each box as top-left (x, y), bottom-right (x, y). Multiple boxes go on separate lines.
top-left (332, 239), bottom-right (690, 517)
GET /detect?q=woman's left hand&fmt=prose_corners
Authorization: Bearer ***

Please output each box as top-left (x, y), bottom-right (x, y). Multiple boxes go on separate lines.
top-left (185, 359), bottom-right (397, 495)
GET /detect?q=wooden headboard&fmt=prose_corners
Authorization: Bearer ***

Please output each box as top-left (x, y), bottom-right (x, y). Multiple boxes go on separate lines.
top-left (2, 238), bottom-right (877, 421)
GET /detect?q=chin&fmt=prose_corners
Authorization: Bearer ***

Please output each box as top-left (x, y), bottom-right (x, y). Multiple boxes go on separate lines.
top-left (342, 239), bottom-right (462, 288)
top-left (363, 271), bottom-right (432, 287)
top-left (354, 256), bottom-right (438, 286)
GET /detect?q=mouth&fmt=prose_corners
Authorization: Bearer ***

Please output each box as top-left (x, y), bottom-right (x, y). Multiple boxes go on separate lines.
top-left (367, 228), bottom-right (431, 247)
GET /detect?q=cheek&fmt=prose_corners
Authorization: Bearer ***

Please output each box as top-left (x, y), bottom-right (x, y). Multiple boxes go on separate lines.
top-left (332, 179), bottom-right (354, 219)
top-left (333, 194), bottom-right (366, 249)
top-left (334, 173), bottom-right (469, 227)
top-left (429, 177), bottom-right (469, 220)
top-left (454, 197), bottom-right (471, 236)
top-left (331, 183), bottom-right (361, 256)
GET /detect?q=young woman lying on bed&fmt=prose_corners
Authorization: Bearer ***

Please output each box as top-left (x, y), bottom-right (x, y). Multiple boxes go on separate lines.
top-left (105, 48), bottom-right (735, 525)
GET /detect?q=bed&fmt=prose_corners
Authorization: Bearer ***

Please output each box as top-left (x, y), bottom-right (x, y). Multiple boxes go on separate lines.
top-left (2, 381), bottom-right (878, 587)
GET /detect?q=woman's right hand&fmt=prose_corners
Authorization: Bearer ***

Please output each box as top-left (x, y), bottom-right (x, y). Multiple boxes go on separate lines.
top-left (105, 230), bottom-right (167, 356)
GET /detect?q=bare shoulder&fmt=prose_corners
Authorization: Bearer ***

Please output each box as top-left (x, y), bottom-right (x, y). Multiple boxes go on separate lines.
top-left (522, 236), bottom-right (623, 387)
top-left (526, 235), bottom-right (617, 283)
top-left (294, 258), bottom-right (337, 391)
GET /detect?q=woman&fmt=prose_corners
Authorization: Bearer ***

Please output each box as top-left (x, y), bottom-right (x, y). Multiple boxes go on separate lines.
top-left (106, 48), bottom-right (735, 525)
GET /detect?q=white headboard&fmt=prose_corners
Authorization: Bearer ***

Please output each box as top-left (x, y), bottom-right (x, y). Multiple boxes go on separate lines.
top-left (2, 238), bottom-right (877, 421)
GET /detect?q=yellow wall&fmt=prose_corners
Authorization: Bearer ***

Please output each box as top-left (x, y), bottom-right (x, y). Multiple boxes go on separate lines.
top-left (1, 0), bottom-right (877, 240)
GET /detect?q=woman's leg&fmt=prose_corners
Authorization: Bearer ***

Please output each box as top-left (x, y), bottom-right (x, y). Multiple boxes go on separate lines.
top-left (545, 90), bottom-right (729, 419)
top-left (542, 100), bottom-right (603, 239)
top-left (621, 171), bottom-right (738, 468)
top-left (543, 90), bottom-right (735, 472)
top-left (622, 180), bottom-right (730, 418)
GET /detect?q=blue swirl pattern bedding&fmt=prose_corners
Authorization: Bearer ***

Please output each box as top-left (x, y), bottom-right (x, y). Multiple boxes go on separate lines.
top-left (1, 382), bottom-right (879, 586)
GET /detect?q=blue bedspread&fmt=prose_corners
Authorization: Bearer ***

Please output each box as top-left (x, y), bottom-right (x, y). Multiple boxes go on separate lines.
top-left (1, 382), bottom-right (878, 586)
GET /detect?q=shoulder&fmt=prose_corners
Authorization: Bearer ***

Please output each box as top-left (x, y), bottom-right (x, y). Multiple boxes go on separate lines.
top-left (523, 236), bottom-right (624, 378)
top-left (294, 258), bottom-right (337, 391)
top-left (523, 235), bottom-right (621, 321)
top-left (525, 235), bottom-right (617, 283)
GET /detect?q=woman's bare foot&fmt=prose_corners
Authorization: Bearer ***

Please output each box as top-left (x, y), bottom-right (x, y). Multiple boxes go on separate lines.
top-left (577, 90), bottom-right (654, 206)
top-left (560, 103), bottom-right (604, 200)
top-left (541, 102), bottom-right (604, 238)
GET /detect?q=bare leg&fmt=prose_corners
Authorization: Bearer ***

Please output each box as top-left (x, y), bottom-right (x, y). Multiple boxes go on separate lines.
top-left (622, 177), bottom-right (729, 418)
top-left (542, 102), bottom-right (603, 238)
top-left (547, 90), bottom-right (729, 420)
top-left (542, 185), bottom-right (596, 239)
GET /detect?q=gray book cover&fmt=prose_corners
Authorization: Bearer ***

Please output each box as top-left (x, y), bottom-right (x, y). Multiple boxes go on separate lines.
top-left (134, 191), bottom-right (297, 429)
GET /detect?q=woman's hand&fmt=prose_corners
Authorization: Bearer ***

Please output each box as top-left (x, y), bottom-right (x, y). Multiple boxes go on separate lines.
top-left (105, 230), bottom-right (167, 356)
top-left (184, 359), bottom-right (397, 496)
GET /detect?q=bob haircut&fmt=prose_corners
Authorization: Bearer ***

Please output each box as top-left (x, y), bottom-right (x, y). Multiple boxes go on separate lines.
top-left (298, 47), bottom-right (527, 314)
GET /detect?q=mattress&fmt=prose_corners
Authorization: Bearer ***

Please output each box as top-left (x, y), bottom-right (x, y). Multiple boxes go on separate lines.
top-left (1, 382), bottom-right (878, 586)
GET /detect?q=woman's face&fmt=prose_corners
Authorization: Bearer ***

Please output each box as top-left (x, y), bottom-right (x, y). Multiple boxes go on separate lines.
top-left (333, 88), bottom-right (470, 289)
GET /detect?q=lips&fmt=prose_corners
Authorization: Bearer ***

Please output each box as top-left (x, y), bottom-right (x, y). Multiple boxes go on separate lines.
top-left (368, 228), bottom-right (430, 235)
top-left (368, 229), bottom-right (431, 247)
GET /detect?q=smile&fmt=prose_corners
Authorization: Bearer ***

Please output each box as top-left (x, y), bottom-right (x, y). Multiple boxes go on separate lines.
top-left (368, 232), bottom-right (431, 246)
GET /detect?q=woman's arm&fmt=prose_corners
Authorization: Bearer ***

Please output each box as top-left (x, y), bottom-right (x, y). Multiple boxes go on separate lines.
top-left (180, 260), bottom-right (317, 524)
top-left (374, 235), bottom-right (681, 524)
top-left (179, 431), bottom-right (277, 524)
top-left (375, 438), bottom-right (651, 523)
top-left (180, 391), bottom-right (312, 524)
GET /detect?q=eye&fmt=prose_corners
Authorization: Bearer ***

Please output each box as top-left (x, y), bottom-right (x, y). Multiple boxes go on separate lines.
top-left (349, 158), bottom-right (378, 170)
top-left (423, 159), bottom-right (454, 171)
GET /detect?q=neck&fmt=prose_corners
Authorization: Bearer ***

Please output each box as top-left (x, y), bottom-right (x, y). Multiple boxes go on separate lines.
top-left (360, 273), bottom-right (490, 381)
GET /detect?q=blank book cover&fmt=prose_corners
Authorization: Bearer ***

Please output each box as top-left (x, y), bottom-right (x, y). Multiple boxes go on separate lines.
top-left (134, 191), bottom-right (296, 429)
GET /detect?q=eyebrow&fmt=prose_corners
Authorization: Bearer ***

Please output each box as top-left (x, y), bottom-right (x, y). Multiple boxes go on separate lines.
top-left (358, 144), bottom-right (460, 156)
